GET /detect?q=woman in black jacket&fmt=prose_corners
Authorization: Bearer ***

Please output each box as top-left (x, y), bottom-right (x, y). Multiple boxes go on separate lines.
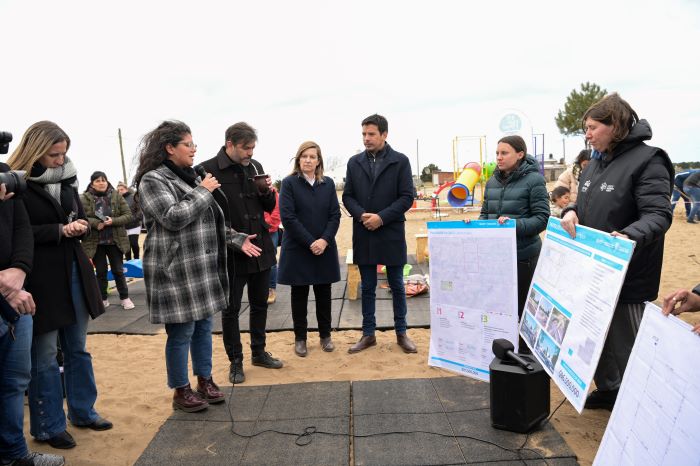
top-left (479, 135), bottom-right (550, 322)
top-left (7, 121), bottom-right (112, 450)
top-left (278, 141), bottom-right (340, 356)
top-left (561, 93), bottom-right (673, 410)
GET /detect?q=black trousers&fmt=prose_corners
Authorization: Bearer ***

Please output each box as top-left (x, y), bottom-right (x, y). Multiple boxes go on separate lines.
top-left (291, 284), bottom-right (332, 341)
top-left (221, 268), bottom-right (270, 361)
top-left (516, 254), bottom-right (539, 353)
top-left (124, 234), bottom-right (140, 260)
top-left (93, 244), bottom-right (129, 300)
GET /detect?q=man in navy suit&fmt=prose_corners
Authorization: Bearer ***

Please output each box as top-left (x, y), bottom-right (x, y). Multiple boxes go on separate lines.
top-left (342, 114), bottom-right (417, 354)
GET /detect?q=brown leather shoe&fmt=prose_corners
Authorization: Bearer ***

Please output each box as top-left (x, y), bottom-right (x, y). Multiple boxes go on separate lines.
top-left (397, 334), bottom-right (418, 353)
top-left (348, 335), bottom-right (377, 354)
top-left (295, 340), bottom-right (307, 357)
top-left (173, 383), bottom-right (209, 412)
top-left (196, 376), bottom-right (225, 404)
top-left (320, 336), bottom-right (335, 352)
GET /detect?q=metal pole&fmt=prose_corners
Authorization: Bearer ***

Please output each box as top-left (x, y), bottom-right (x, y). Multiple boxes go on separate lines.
top-left (416, 139), bottom-right (419, 179)
top-left (562, 138), bottom-right (566, 160)
top-left (118, 128), bottom-right (127, 184)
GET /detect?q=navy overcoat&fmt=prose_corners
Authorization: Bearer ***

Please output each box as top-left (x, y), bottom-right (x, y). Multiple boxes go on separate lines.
top-left (277, 175), bottom-right (341, 286)
top-left (342, 144), bottom-right (414, 266)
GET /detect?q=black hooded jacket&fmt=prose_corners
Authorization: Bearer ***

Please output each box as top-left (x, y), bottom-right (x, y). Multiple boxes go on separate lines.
top-left (566, 119), bottom-right (673, 303)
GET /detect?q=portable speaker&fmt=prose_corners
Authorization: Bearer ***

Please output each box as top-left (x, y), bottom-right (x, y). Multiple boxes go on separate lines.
top-left (489, 354), bottom-right (550, 433)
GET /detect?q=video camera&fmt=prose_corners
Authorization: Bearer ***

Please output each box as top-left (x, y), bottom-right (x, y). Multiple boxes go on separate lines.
top-left (0, 131), bottom-right (27, 195)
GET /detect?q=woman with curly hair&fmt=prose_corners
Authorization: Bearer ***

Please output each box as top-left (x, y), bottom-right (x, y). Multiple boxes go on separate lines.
top-left (554, 149), bottom-right (591, 203)
top-left (134, 120), bottom-right (259, 412)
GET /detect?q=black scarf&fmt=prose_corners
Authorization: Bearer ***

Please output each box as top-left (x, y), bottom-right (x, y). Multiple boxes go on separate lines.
top-left (164, 159), bottom-right (197, 187)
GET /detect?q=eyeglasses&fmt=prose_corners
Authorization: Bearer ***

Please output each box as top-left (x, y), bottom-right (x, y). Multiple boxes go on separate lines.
top-left (177, 141), bottom-right (197, 149)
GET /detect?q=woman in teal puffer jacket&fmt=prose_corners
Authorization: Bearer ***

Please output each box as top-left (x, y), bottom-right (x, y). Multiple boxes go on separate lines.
top-left (479, 135), bottom-right (550, 321)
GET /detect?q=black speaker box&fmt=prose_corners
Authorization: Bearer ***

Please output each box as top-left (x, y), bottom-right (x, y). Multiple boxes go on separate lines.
top-left (489, 354), bottom-right (550, 433)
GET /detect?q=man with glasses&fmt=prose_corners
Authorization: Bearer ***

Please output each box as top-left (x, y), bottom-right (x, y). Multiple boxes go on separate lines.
top-left (200, 122), bottom-right (282, 384)
top-left (342, 114), bottom-right (418, 354)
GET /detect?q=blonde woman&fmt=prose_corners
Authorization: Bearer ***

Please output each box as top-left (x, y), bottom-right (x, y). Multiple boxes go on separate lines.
top-left (8, 121), bottom-right (111, 450)
top-left (277, 141), bottom-right (340, 356)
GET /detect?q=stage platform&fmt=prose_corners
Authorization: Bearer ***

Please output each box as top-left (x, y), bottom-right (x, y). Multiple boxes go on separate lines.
top-left (88, 255), bottom-right (431, 335)
top-left (135, 377), bottom-right (577, 465)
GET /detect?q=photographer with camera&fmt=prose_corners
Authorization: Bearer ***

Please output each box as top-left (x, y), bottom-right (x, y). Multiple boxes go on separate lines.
top-left (7, 121), bottom-right (112, 451)
top-left (1, 147), bottom-right (64, 464)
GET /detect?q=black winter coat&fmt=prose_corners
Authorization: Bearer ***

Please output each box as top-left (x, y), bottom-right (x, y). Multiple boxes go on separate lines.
top-left (0, 163), bottom-right (33, 276)
top-left (21, 179), bottom-right (105, 335)
top-left (480, 155), bottom-right (550, 260)
top-left (200, 148), bottom-right (276, 274)
top-left (277, 174), bottom-right (341, 286)
top-left (342, 144), bottom-right (414, 266)
top-left (568, 119), bottom-right (673, 303)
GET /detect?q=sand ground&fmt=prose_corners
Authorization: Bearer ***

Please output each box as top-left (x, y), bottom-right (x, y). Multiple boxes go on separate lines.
top-left (24, 198), bottom-right (699, 465)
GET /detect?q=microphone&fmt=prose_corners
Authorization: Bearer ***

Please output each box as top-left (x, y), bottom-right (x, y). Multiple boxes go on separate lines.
top-left (194, 164), bottom-right (231, 228)
top-left (492, 339), bottom-right (534, 372)
top-left (193, 164), bottom-right (208, 181)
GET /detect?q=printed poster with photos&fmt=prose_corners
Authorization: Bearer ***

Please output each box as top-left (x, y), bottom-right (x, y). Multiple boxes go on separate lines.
top-left (519, 218), bottom-right (635, 413)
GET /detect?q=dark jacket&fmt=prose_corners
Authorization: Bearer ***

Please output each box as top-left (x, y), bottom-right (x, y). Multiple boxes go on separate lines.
top-left (566, 119), bottom-right (673, 303)
top-left (80, 186), bottom-right (132, 258)
top-left (342, 144), bottom-right (414, 266)
top-left (122, 190), bottom-right (143, 230)
top-left (21, 179), bottom-right (105, 335)
top-left (277, 174), bottom-right (341, 286)
top-left (479, 155), bottom-right (550, 260)
top-left (0, 163), bottom-right (33, 276)
top-left (200, 148), bottom-right (276, 274)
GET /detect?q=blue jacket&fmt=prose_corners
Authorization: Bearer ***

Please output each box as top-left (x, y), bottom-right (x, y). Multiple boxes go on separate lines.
top-left (277, 174), bottom-right (340, 286)
top-left (480, 155), bottom-right (550, 260)
top-left (674, 169), bottom-right (700, 189)
top-left (342, 144), bottom-right (414, 266)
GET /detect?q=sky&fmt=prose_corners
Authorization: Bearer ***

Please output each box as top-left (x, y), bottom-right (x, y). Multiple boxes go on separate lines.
top-left (1, 0), bottom-right (699, 187)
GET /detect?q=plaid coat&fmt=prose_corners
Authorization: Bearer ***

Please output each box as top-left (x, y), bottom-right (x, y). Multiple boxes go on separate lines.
top-left (139, 165), bottom-right (229, 324)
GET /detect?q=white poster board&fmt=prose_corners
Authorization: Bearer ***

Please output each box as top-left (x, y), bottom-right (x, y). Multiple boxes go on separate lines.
top-left (427, 220), bottom-right (519, 382)
top-left (594, 303), bottom-right (700, 466)
top-left (519, 218), bottom-right (634, 413)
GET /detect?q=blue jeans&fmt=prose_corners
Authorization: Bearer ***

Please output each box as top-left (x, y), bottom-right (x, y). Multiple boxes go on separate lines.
top-left (269, 230), bottom-right (279, 289)
top-left (164, 316), bottom-right (213, 389)
top-left (686, 186), bottom-right (700, 221)
top-left (0, 314), bottom-right (32, 461)
top-left (29, 262), bottom-right (99, 440)
top-left (358, 264), bottom-right (407, 336)
top-left (671, 188), bottom-right (691, 215)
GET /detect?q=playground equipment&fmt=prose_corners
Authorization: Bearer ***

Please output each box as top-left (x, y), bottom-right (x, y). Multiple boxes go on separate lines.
top-left (431, 160), bottom-right (496, 211)
top-left (106, 258), bottom-right (143, 281)
top-left (447, 162), bottom-right (481, 207)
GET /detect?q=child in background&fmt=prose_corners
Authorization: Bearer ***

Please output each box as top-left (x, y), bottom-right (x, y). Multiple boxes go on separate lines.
top-left (266, 188), bottom-right (281, 304)
top-left (550, 186), bottom-right (571, 218)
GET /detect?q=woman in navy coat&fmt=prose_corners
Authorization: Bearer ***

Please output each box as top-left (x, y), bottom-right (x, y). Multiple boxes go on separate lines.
top-left (277, 141), bottom-right (340, 357)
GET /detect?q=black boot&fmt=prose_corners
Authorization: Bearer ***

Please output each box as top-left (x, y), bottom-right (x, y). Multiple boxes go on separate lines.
top-left (229, 356), bottom-right (245, 384)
